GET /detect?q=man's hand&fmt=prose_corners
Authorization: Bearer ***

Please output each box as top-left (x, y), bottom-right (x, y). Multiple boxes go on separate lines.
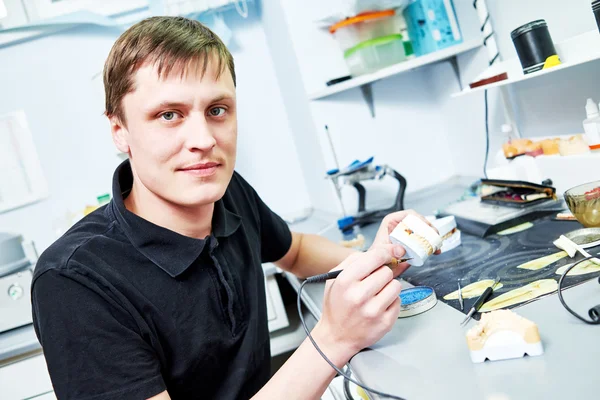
top-left (252, 247), bottom-right (406, 400)
top-left (311, 247), bottom-right (403, 361)
top-left (371, 209), bottom-right (441, 252)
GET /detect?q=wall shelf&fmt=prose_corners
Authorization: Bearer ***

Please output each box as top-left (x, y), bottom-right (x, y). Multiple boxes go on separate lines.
top-left (453, 30), bottom-right (600, 97)
top-left (308, 39), bottom-right (482, 101)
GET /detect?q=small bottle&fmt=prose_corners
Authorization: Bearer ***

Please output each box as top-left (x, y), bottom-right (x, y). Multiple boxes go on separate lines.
top-left (502, 124), bottom-right (514, 141)
top-left (583, 98), bottom-right (600, 145)
top-left (501, 124), bottom-right (517, 160)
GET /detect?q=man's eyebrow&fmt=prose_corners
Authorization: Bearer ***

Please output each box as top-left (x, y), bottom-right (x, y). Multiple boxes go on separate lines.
top-left (145, 94), bottom-right (234, 112)
top-left (145, 101), bottom-right (190, 112)
top-left (209, 94), bottom-right (235, 103)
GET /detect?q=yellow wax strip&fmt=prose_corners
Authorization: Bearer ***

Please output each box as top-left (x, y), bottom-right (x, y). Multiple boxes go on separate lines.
top-left (556, 260), bottom-right (600, 276)
top-left (479, 279), bottom-right (558, 312)
top-left (497, 222), bottom-right (533, 235)
top-left (517, 251), bottom-right (568, 271)
top-left (444, 280), bottom-right (503, 300)
top-left (356, 387), bottom-right (369, 400)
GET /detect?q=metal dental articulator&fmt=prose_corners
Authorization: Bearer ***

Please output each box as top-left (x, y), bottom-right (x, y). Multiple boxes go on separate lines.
top-left (326, 156), bottom-right (408, 234)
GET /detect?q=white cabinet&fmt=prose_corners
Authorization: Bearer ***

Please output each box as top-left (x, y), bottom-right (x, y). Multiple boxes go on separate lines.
top-left (0, 354), bottom-right (53, 400)
top-left (264, 264), bottom-right (290, 333)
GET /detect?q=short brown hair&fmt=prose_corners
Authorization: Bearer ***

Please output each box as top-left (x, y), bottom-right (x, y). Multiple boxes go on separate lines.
top-left (103, 16), bottom-right (236, 123)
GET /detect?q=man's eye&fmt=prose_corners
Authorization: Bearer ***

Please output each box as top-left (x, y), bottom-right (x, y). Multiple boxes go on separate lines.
top-left (209, 107), bottom-right (226, 117)
top-left (160, 112), bottom-right (177, 121)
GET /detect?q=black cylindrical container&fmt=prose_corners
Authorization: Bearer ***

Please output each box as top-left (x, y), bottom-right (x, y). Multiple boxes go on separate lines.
top-left (593, 1), bottom-right (600, 33)
top-left (511, 20), bottom-right (557, 74)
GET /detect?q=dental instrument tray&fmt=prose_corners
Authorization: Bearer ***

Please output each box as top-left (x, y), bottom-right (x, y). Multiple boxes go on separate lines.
top-left (480, 179), bottom-right (557, 208)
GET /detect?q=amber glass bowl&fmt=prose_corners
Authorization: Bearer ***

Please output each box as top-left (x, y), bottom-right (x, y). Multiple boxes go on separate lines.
top-left (564, 181), bottom-right (600, 227)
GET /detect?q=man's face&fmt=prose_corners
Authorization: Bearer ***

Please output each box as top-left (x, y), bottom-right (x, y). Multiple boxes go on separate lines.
top-left (111, 58), bottom-right (237, 208)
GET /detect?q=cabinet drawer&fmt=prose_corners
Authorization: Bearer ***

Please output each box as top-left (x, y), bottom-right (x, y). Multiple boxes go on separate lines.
top-left (0, 354), bottom-right (53, 400)
top-left (265, 273), bottom-right (289, 333)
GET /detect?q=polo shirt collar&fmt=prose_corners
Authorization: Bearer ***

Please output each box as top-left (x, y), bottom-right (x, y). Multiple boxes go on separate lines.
top-left (109, 160), bottom-right (241, 277)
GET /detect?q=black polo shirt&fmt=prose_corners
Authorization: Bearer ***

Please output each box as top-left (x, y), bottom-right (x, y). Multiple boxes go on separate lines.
top-left (31, 160), bottom-right (293, 400)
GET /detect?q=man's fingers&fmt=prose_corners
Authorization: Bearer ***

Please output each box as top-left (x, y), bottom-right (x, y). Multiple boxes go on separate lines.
top-left (381, 211), bottom-right (409, 232)
top-left (371, 243), bottom-right (406, 259)
top-left (383, 297), bottom-right (401, 327)
top-left (390, 261), bottom-right (411, 278)
top-left (360, 266), bottom-right (394, 298)
top-left (371, 245), bottom-right (409, 277)
top-left (340, 248), bottom-right (394, 282)
top-left (329, 251), bottom-right (362, 272)
top-left (384, 210), bottom-right (440, 235)
top-left (372, 278), bottom-right (402, 313)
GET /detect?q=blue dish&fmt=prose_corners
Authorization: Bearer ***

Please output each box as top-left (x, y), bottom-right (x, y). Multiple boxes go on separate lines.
top-left (400, 287), bottom-right (434, 305)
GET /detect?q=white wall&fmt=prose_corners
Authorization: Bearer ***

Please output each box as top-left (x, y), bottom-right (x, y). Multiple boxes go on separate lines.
top-left (0, 25), bottom-right (119, 252)
top-left (486, 0), bottom-right (600, 139)
top-left (309, 70), bottom-right (457, 213)
top-left (487, 0), bottom-right (597, 60)
top-left (259, 0), bottom-right (339, 213)
top-left (264, 0), bottom-right (484, 215)
top-left (262, 0), bottom-right (600, 218)
top-left (0, 6), bottom-right (311, 252)
top-left (223, 9), bottom-right (312, 216)
top-left (430, 0), bottom-right (600, 178)
top-left (489, 0), bottom-right (600, 139)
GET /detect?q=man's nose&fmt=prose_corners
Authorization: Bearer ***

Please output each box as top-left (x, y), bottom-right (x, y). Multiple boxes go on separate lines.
top-left (182, 114), bottom-right (217, 151)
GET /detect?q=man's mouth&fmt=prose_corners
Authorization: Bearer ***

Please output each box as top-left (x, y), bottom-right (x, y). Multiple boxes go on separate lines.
top-left (178, 162), bottom-right (221, 177)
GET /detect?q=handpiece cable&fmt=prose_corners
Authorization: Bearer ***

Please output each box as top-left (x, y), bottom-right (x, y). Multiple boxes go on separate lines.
top-left (297, 272), bottom-right (406, 400)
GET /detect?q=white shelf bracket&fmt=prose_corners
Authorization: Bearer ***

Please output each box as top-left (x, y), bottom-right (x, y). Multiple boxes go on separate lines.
top-left (360, 83), bottom-right (375, 118)
top-left (448, 55), bottom-right (464, 91)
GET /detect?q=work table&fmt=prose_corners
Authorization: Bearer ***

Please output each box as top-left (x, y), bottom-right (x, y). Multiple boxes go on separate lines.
top-left (286, 178), bottom-right (600, 400)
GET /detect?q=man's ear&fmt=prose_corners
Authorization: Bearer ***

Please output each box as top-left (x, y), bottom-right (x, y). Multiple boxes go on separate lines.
top-left (110, 115), bottom-right (130, 154)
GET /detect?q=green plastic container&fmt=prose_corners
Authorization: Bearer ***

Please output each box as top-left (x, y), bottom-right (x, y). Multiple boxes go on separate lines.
top-left (343, 34), bottom-right (407, 76)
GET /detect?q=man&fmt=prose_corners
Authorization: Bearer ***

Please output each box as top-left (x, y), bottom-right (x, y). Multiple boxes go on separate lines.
top-left (32, 16), bottom-right (431, 400)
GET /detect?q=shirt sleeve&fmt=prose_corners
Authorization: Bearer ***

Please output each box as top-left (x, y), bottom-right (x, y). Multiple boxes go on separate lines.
top-left (31, 269), bottom-right (166, 400)
top-left (254, 192), bottom-right (293, 263)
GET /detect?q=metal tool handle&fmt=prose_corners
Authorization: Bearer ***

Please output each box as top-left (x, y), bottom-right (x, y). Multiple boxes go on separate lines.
top-left (473, 286), bottom-right (494, 311)
top-left (458, 282), bottom-right (464, 311)
top-left (305, 258), bottom-right (409, 283)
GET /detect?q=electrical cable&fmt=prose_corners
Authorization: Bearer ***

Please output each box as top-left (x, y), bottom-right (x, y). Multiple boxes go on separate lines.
top-left (473, 0), bottom-right (500, 67)
top-left (343, 367), bottom-right (353, 400)
top-left (483, 89), bottom-right (490, 179)
top-left (474, 0), bottom-right (497, 180)
top-left (297, 279), bottom-right (406, 400)
top-left (557, 255), bottom-right (600, 325)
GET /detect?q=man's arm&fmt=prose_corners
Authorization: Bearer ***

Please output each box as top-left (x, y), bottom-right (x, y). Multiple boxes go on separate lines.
top-left (251, 322), bottom-right (351, 400)
top-left (276, 210), bottom-right (437, 279)
top-left (275, 232), bottom-right (357, 278)
top-left (254, 248), bottom-right (402, 400)
top-left (148, 391), bottom-right (170, 400)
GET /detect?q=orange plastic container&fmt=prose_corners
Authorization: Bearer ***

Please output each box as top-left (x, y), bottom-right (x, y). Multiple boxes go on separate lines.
top-left (329, 10), bottom-right (400, 53)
